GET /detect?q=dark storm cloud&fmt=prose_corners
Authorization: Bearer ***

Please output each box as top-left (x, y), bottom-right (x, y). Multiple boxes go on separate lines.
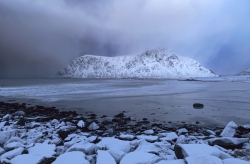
top-left (0, 0), bottom-right (250, 78)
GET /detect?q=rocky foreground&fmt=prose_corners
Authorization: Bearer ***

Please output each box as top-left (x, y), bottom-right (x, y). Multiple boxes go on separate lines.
top-left (0, 102), bottom-right (250, 164)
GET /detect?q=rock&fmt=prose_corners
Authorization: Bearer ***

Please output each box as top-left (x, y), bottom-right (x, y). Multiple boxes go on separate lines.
top-left (0, 121), bottom-right (7, 129)
top-left (10, 154), bottom-right (45, 164)
top-left (208, 137), bottom-right (249, 149)
top-left (135, 140), bottom-right (160, 155)
top-left (58, 129), bottom-right (70, 140)
top-left (120, 151), bottom-right (162, 164)
top-left (4, 142), bottom-right (25, 151)
top-left (193, 103), bottom-right (204, 109)
top-left (88, 122), bottom-right (99, 131)
top-left (158, 132), bottom-right (178, 141)
top-left (177, 128), bottom-right (188, 135)
top-left (144, 129), bottom-right (154, 135)
top-left (176, 135), bottom-right (188, 144)
top-left (96, 150), bottom-right (116, 164)
top-left (77, 120), bottom-right (85, 128)
top-left (230, 149), bottom-right (250, 161)
top-left (156, 159), bottom-right (186, 164)
top-left (137, 135), bottom-right (158, 142)
top-left (2, 114), bottom-right (11, 121)
top-left (15, 116), bottom-right (26, 126)
top-left (205, 129), bottom-right (216, 136)
top-left (97, 137), bottom-right (131, 153)
top-left (0, 147), bottom-right (24, 162)
top-left (185, 154), bottom-right (223, 164)
top-left (114, 113), bottom-right (124, 118)
top-left (66, 141), bottom-right (97, 155)
top-left (0, 147), bottom-right (5, 156)
top-left (52, 151), bottom-right (90, 164)
top-left (28, 143), bottom-right (56, 158)
top-left (119, 134), bottom-right (134, 141)
top-left (0, 130), bottom-right (18, 146)
top-left (223, 158), bottom-right (250, 164)
top-left (108, 148), bottom-right (126, 163)
top-left (13, 111), bottom-right (25, 117)
top-left (51, 119), bottom-right (60, 125)
top-left (174, 144), bottom-right (232, 160)
top-left (220, 121), bottom-right (237, 137)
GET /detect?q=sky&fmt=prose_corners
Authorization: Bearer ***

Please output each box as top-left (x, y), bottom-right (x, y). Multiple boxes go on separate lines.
top-left (0, 0), bottom-right (250, 78)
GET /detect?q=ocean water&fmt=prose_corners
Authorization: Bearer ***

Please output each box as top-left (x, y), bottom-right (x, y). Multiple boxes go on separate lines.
top-left (0, 77), bottom-right (250, 125)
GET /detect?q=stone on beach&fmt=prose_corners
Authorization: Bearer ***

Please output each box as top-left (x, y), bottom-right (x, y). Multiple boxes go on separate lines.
top-left (120, 151), bottom-right (162, 164)
top-left (52, 151), bottom-right (90, 164)
top-left (96, 150), bottom-right (116, 164)
top-left (220, 121), bottom-right (237, 137)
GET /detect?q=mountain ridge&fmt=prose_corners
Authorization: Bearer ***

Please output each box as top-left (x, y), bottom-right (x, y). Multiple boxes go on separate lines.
top-left (238, 67), bottom-right (250, 76)
top-left (58, 48), bottom-right (216, 78)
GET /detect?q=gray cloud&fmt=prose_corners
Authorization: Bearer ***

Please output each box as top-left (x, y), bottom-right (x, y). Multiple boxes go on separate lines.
top-left (0, 0), bottom-right (250, 78)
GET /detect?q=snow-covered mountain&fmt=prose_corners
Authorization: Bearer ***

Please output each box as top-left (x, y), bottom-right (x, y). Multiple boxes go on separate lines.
top-left (58, 49), bottom-right (216, 78)
top-left (238, 67), bottom-right (250, 76)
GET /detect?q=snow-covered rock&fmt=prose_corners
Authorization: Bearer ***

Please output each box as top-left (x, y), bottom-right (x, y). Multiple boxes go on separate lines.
top-left (223, 158), bottom-right (250, 164)
top-left (0, 130), bottom-right (17, 146)
top-left (52, 151), bottom-right (90, 164)
top-left (185, 154), bottom-right (223, 164)
top-left (0, 147), bottom-right (24, 162)
top-left (4, 142), bottom-right (25, 151)
top-left (159, 132), bottom-right (178, 141)
top-left (88, 122), bottom-right (99, 131)
top-left (58, 48), bottom-right (216, 78)
top-left (174, 144), bottom-right (232, 160)
top-left (208, 137), bottom-right (249, 149)
top-left (220, 121), bottom-right (237, 137)
top-left (144, 129), bottom-right (154, 135)
top-left (108, 148), bottom-right (126, 163)
top-left (97, 137), bottom-right (131, 153)
top-left (135, 141), bottom-right (160, 154)
top-left (28, 143), bottom-right (56, 158)
top-left (120, 151), bottom-right (162, 164)
top-left (66, 141), bottom-right (97, 155)
top-left (77, 120), bottom-right (85, 128)
top-left (0, 147), bottom-right (5, 156)
top-left (156, 159), bottom-right (186, 164)
top-left (10, 154), bottom-right (45, 164)
top-left (177, 128), bottom-right (188, 135)
top-left (96, 150), bottom-right (116, 164)
top-left (137, 135), bottom-right (158, 142)
top-left (119, 134), bottom-right (134, 141)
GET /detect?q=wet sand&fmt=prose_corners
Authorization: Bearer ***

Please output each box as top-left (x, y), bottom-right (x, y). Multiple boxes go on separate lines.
top-left (0, 78), bottom-right (250, 126)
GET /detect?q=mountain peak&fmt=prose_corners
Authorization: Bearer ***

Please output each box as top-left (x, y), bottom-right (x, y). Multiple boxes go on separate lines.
top-left (58, 49), bottom-right (216, 78)
top-left (238, 67), bottom-right (250, 76)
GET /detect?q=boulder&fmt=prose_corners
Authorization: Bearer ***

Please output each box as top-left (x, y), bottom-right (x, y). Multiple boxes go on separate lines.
top-left (0, 147), bottom-right (24, 162)
top-left (52, 151), bottom-right (90, 164)
top-left (174, 144), bottom-right (232, 160)
top-left (185, 154), bottom-right (223, 164)
top-left (28, 143), bottom-right (56, 158)
top-left (4, 142), bottom-right (25, 151)
top-left (0, 130), bottom-right (18, 146)
top-left (220, 121), bottom-right (237, 137)
top-left (193, 103), bottom-right (204, 109)
top-left (77, 120), bottom-right (85, 128)
top-left (156, 159), bottom-right (186, 164)
top-left (108, 148), bottom-right (126, 163)
top-left (134, 140), bottom-right (160, 155)
top-left (97, 137), bottom-right (131, 153)
top-left (96, 150), bottom-right (116, 164)
top-left (88, 122), bottom-right (99, 131)
top-left (208, 137), bottom-right (249, 149)
top-left (120, 151), bottom-right (162, 164)
top-left (137, 135), bottom-right (158, 142)
top-left (66, 141), bottom-right (97, 155)
top-left (10, 154), bottom-right (45, 164)
top-left (223, 158), bottom-right (250, 164)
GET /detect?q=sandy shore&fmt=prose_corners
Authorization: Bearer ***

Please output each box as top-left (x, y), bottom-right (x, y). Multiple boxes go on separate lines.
top-left (1, 78), bottom-right (250, 126)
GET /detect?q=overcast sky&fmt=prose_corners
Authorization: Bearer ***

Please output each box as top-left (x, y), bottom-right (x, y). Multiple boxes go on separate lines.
top-left (0, 0), bottom-right (250, 78)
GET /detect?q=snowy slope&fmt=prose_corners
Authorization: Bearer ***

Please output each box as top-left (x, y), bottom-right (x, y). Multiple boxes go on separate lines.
top-left (58, 49), bottom-right (216, 78)
top-left (238, 67), bottom-right (250, 76)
